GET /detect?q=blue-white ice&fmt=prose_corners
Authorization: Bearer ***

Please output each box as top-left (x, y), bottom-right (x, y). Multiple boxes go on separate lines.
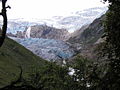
top-left (7, 21), bottom-right (36, 34)
top-left (12, 37), bottom-right (75, 61)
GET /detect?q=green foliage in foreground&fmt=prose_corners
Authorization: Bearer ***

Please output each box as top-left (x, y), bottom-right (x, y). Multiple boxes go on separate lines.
top-left (0, 38), bottom-right (48, 88)
top-left (0, 37), bottom-right (75, 90)
top-left (0, 38), bottom-right (101, 90)
top-left (0, 37), bottom-right (116, 90)
top-left (100, 0), bottom-right (120, 89)
top-left (22, 62), bottom-right (73, 90)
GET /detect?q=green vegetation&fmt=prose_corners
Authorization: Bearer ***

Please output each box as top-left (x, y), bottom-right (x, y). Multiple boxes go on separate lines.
top-left (99, 0), bottom-right (120, 89)
top-left (0, 36), bottom-right (118, 90)
top-left (0, 37), bottom-right (99, 90)
top-left (0, 37), bottom-right (48, 88)
top-left (0, 37), bottom-right (76, 90)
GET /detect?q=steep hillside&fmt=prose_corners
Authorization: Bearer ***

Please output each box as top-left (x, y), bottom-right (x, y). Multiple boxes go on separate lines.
top-left (0, 37), bottom-right (48, 88)
top-left (68, 15), bottom-right (105, 46)
top-left (68, 15), bottom-right (106, 59)
top-left (69, 25), bottom-right (89, 40)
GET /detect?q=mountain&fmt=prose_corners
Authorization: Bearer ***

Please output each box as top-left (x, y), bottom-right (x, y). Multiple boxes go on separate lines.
top-left (0, 37), bottom-right (48, 88)
top-left (1, 7), bottom-right (107, 61)
top-left (11, 13), bottom-right (105, 61)
top-left (68, 14), bottom-right (105, 46)
top-left (19, 25), bottom-right (69, 41)
top-left (69, 24), bottom-right (89, 40)
top-left (68, 14), bottom-right (106, 59)
top-left (31, 7), bottom-right (107, 33)
top-left (0, 7), bottom-right (107, 34)
top-left (53, 7), bottom-right (107, 32)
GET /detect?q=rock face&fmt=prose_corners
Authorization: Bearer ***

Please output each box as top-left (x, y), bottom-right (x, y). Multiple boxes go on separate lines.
top-left (9, 24), bottom-right (70, 41)
top-left (12, 38), bottom-right (75, 61)
top-left (68, 15), bottom-right (105, 46)
top-left (69, 24), bottom-right (89, 42)
top-left (68, 14), bottom-right (106, 60)
top-left (24, 25), bottom-right (69, 41)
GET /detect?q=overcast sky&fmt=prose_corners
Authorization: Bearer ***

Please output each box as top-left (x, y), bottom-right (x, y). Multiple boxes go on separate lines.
top-left (0, 0), bottom-right (108, 19)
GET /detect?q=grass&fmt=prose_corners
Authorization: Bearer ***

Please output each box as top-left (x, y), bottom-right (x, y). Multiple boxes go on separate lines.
top-left (0, 37), bottom-right (48, 88)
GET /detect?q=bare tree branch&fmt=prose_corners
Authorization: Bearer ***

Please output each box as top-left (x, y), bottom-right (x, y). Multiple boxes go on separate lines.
top-left (0, 0), bottom-right (8, 47)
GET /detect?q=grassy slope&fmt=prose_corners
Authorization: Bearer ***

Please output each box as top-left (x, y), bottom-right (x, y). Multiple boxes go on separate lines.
top-left (0, 38), bottom-right (48, 88)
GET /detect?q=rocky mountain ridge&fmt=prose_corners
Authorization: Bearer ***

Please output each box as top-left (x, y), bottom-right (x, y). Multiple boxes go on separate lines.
top-left (9, 25), bottom-right (70, 41)
top-left (24, 25), bottom-right (69, 41)
top-left (68, 14), bottom-right (106, 59)
top-left (68, 15), bottom-right (105, 45)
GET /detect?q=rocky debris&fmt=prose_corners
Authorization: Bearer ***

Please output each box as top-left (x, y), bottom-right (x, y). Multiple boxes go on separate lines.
top-left (16, 31), bottom-right (26, 38)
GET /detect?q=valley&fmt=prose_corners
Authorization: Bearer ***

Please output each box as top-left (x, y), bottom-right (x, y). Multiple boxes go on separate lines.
top-left (1, 0), bottom-right (120, 89)
top-left (0, 7), bottom-right (107, 62)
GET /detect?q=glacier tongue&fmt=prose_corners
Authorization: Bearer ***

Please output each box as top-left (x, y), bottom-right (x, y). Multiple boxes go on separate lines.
top-left (12, 38), bottom-right (75, 61)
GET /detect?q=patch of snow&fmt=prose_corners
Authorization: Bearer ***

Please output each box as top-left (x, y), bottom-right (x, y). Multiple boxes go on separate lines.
top-left (25, 27), bottom-right (31, 38)
top-left (63, 60), bottom-right (66, 65)
top-left (68, 67), bottom-right (75, 76)
top-left (86, 83), bottom-right (91, 88)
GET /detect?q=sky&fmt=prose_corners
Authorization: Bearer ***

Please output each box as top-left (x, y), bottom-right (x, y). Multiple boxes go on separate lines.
top-left (0, 0), bottom-right (108, 19)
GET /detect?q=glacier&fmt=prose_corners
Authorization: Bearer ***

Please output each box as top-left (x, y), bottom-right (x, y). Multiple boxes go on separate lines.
top-left (3, 7), bottom-right (108, 34)
top-left (11, 37), bottom-right (75, 61)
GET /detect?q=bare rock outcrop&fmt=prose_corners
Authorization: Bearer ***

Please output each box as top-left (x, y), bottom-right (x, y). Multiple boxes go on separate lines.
top-left (23, 25), bottom-right (70, 41)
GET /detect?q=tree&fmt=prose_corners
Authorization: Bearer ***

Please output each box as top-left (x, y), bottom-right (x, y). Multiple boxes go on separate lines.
top-left (0, 0), bottom-right (10, 47)
top-left (100, 0), bottom-right (120, 89)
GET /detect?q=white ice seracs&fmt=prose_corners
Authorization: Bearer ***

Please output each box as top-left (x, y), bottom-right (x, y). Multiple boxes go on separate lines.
top-left (25, 27), bottom-right (31, 38)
